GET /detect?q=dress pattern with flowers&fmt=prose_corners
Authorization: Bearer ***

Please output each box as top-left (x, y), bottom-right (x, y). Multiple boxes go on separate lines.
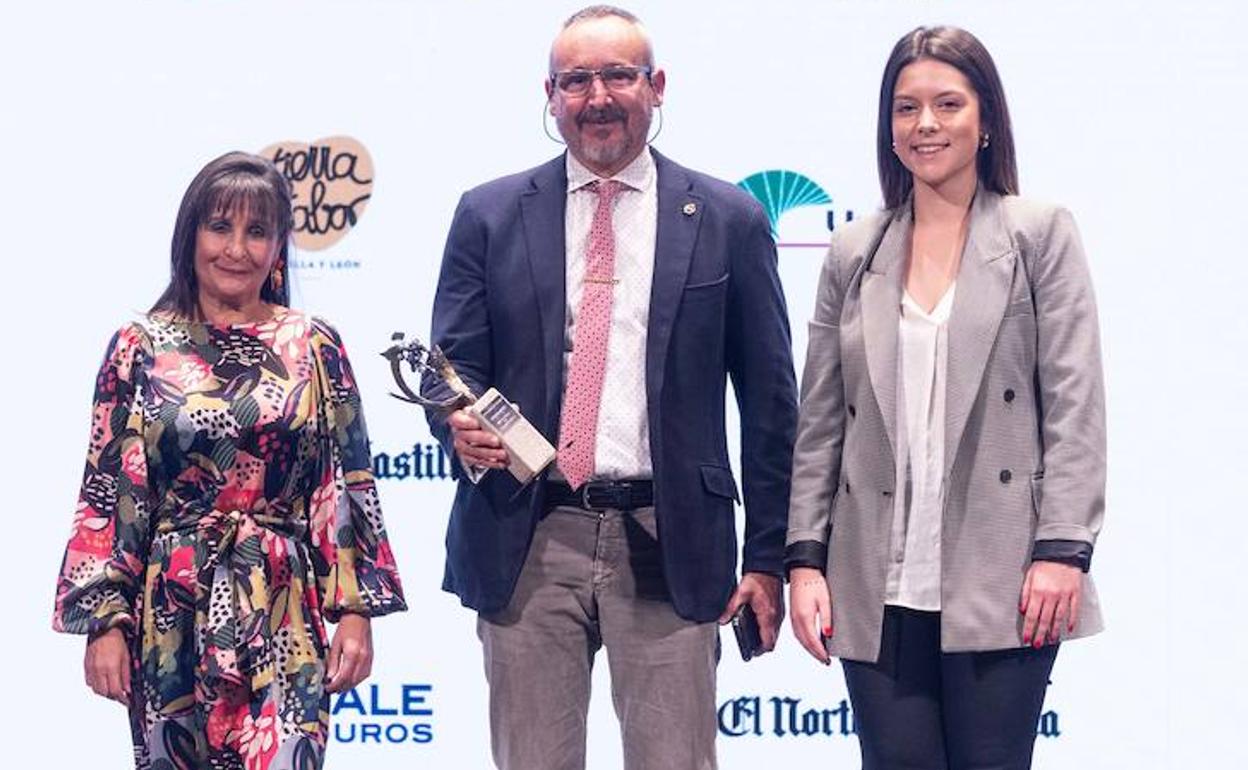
top-left (53, 309), bottom-right (406, 770)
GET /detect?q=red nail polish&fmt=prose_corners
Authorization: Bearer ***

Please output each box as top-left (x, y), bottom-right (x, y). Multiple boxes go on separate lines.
top-left (1033, 638), bottom-right (1043, 649)
top-left (823, 626), bottom-right (833, 637)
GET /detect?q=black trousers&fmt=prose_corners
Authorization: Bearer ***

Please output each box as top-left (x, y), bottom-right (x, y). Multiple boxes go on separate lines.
top-left (841, 606), bottom-right (1058, 770)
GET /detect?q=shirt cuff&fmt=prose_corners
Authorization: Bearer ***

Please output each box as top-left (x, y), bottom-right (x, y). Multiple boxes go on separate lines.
top-left (783, 540), bottom-right (827, 579)
top-left (1031, 539), bottom-right (1093, 572)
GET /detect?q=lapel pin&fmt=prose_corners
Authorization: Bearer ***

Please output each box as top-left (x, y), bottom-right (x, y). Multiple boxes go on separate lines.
top-left (682, 202), bottom-right (697, 216)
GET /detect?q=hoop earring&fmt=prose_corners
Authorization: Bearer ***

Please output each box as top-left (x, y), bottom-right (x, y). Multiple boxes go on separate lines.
top-left (542, 101), bottom-right (566, 145)
top-left (646, 104), bottom-right (664, 145)
top-left (980, 133), bottom-right (990, 149)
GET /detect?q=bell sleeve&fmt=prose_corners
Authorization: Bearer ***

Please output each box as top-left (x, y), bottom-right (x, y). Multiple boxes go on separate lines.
top-left (307, 318), bottom-right (407, 621)
top-left (53, 324), bottom-right (154, 638)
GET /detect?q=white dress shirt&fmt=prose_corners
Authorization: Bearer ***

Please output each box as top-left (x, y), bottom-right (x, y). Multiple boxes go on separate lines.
top-left (561, 149), bottom-right (658, 480)
top-left (884, 282), bottom-right (957, 611)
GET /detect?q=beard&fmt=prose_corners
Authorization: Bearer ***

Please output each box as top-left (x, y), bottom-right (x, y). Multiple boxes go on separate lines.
top-left (579, 134), bottom-right (632, 169)
top-left (565, 104), bottom-right (652, 172)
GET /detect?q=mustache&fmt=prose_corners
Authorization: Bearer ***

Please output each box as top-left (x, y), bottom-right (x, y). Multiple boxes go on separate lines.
top-left (576, 105), bottom-right (628, 126)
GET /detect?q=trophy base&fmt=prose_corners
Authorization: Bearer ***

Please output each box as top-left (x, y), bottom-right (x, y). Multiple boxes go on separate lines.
top-left (469, 388), bottom-right (557, 485)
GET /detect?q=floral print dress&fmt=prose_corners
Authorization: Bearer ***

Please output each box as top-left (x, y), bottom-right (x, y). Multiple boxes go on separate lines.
top-left (53, 309), bottom-right (406, 770)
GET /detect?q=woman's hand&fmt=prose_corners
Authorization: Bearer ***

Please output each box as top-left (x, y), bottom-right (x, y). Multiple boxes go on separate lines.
top-left (1020, 561), bottom-right (1082, 647)
top-left (84, 627), bottom-right (130, 704)
top-left (326, 613), bottom-right (374, 693)
top-left (788, 567), bottom-right (832, 665)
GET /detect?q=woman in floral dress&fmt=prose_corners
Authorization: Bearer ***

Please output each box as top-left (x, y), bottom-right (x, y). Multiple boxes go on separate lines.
top-left (53, 152), bottom-right (406, 770)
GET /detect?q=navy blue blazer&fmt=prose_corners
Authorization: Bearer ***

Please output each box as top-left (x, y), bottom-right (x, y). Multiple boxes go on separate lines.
top-left (424, 150), bottom-right (797, 622)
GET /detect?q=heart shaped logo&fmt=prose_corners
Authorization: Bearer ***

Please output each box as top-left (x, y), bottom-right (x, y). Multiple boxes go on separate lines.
top-left (261, 136), bottom-right (374, 251)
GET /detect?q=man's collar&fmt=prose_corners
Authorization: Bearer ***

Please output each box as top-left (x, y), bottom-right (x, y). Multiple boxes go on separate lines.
top-left (565, 147), bottom-right (655, 194)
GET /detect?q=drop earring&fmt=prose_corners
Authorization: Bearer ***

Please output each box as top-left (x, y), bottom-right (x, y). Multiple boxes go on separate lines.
top-left (269, 260), bottom-right (284, 293)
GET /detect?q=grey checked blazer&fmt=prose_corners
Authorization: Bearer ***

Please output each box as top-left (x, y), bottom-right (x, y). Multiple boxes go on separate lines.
top-left (786, 189), bottom-right (1106, 661)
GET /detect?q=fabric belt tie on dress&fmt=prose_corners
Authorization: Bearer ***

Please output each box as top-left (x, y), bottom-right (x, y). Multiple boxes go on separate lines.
top-left (156, 506), bottom-right (305, 694)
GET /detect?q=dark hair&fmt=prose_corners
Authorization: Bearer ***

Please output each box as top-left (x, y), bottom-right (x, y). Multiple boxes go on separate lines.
top-left (151, 151), bottom-right (294, 318)
top-left (877, 26), bottom-right (1018, 210)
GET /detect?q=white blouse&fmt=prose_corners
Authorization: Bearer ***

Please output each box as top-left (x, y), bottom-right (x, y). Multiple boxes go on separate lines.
top-left (884, 282), bottom-right (956, 611)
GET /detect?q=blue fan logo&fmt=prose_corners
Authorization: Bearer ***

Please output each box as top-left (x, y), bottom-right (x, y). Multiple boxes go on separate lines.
top-left (737, 170), bottom-right (850, 249)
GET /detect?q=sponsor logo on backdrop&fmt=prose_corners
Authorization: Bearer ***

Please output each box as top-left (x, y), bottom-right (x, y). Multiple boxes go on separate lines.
top-left (331, 683), bottom-right (435, 745)
top-left (718, 695), bottom-right (1062, 738)
top-left (372, 441), bottom-right (453, 481)
top-left (261, 135), bottom-right (373, 272)
top-left (719, 695), bottom-right (856, 738)
top-left (736, 169), bottom-right (852, 248)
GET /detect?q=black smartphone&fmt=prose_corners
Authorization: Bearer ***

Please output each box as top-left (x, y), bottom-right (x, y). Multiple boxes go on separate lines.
top-left (732, 604), bottom-right (764, 661)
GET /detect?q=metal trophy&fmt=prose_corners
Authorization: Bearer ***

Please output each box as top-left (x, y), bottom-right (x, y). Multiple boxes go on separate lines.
top-left (381, 332), bottom-right (556, 485)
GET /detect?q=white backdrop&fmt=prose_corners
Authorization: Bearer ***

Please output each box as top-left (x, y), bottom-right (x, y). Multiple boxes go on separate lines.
top-left (4, 1), bottom-right (1246, 767)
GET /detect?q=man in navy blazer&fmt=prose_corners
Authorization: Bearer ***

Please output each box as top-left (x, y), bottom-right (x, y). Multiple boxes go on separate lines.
top-left (424, 6), bottom-right (796, 768)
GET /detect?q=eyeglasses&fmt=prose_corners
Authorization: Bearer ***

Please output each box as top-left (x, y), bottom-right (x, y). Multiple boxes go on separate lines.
top-left (550, 66), bottom-right (652, 96)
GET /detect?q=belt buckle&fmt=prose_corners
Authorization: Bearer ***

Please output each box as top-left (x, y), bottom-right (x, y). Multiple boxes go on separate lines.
top-left (580, 481), bottom-right (632, 511)
top-left (580, 483), bottom-right (604, 512)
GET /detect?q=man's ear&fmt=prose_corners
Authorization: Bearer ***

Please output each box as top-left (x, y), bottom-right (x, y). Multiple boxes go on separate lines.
top-left (650, 68), bottom-right (666, 107)
top-left (544, 78), bottom-right (558, 114)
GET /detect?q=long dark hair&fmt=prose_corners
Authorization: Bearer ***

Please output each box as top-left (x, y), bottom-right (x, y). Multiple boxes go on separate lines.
top-left (877, 26), bottom-right (1018, 210)
top-left (151, 151), bottom-right (294, 318)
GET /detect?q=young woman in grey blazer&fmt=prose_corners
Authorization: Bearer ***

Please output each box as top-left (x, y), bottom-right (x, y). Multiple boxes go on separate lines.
top-left (785, 26), bottom-right (1105, 769)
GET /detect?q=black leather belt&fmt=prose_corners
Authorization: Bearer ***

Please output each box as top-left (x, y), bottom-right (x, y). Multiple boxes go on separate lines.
top-left (544, 480), bottom-right (654, 512)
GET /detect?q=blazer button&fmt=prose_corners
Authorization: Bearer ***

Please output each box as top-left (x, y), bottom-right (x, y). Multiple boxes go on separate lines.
top-left (848, 404), bottom-right (857, 418)
top-left (1004, 388), bottom-right (1016, 403)
top-left (999, 469), bottom-right (1012, 483)
top-left (844, 481), bottom-right (851, 494)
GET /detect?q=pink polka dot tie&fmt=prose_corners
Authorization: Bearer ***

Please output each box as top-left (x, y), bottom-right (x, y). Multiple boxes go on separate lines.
top-left (557, 180), bottom-right (623, 490)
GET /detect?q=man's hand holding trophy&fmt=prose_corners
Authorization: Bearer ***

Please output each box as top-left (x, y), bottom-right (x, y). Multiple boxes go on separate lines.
top-left (382, 333), bottom-right (556, 484)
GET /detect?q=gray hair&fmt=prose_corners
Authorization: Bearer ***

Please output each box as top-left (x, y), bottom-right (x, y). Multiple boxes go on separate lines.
top-left (552, 5), bottom-right (655, 71)
top-left (562, 4), bottom-right (642, 27)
